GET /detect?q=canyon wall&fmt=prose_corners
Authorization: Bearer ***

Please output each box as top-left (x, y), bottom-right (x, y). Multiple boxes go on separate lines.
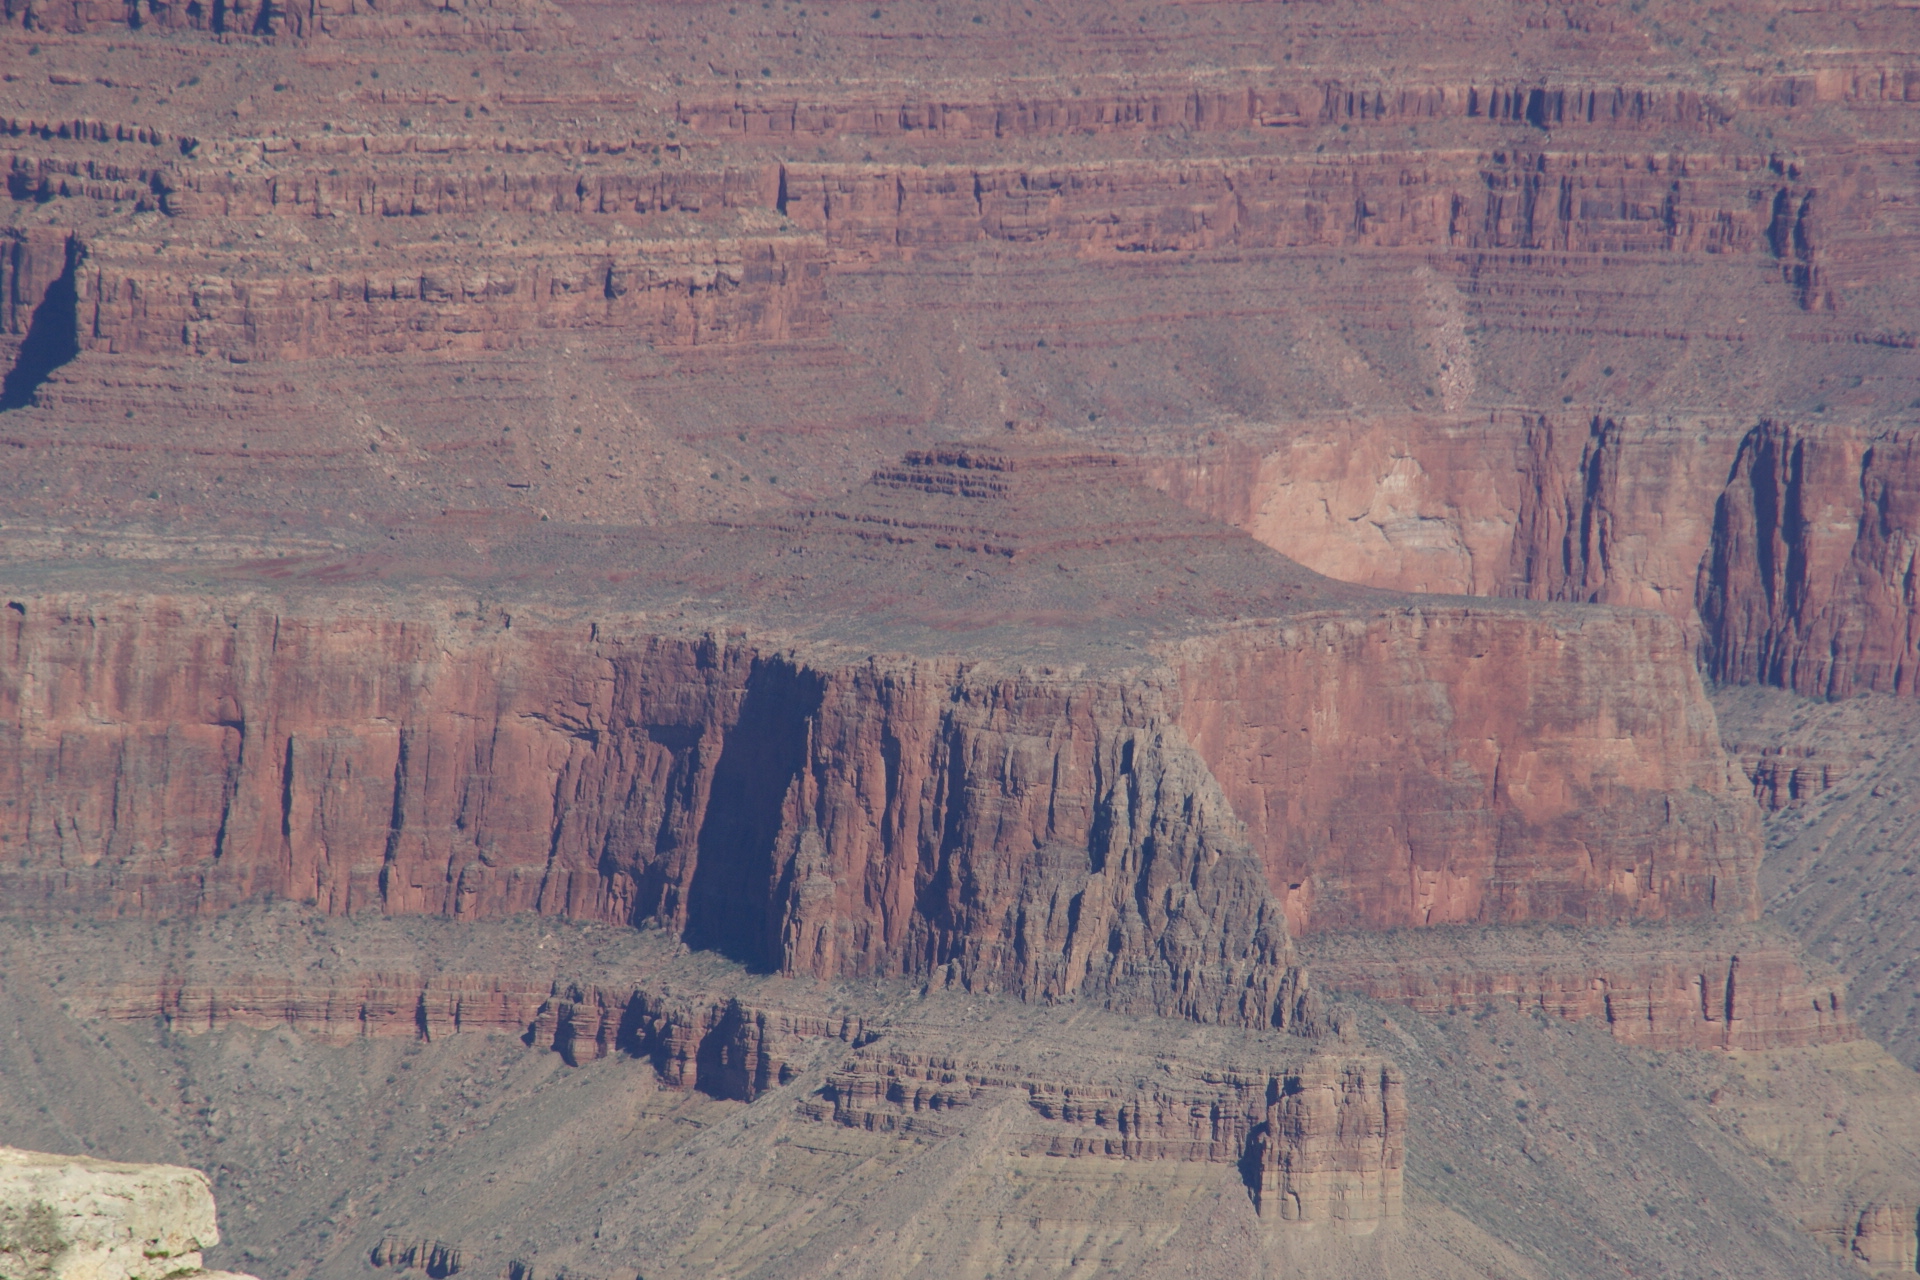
top-left (1175, 606), bottom-right (1757, 933)
top-left (82, 964), bottom-right (1405, 1234)
top-left (1151, 417), bottom-right (1738, 619)
top-left (1155, 414), bottom-right (1920, 707)
top-left (769, 148), bottom-right (1796, 258)
top-left (3, 2), bottom-right (1916, 630)
top-left (1701, 423), bottom-right (1920, 699)
top-left (809, 1047), bottom-right (1403, 1230)
top-left (1304, 931), bottom-right (1856, 1052)
top-left (3, 0), bottom-right (564, 43)
top-left (8, 141), bottom-right (1838, 366)
top-left (0, 591), bottom-right (1308, 1029)
top-left (0, 588), bottom-right (1761, 944)
top-left (77, 233), bottom-right (829, 361)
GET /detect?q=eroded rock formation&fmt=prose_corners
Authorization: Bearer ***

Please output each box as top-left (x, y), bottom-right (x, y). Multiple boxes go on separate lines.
top-left (1701, 423), bottom-right (1920, 699)
top-left (3, 1), bottom-right (1918, 1273)
top-left (0, 446), bottom-right (1768, 1037)
top-left (0, 1147), bottom-right (253, 1280)
top-left (1303, 926), bottom-right (1858, 1052)
top-left (807, 1047), bottom-right (1404, 1231)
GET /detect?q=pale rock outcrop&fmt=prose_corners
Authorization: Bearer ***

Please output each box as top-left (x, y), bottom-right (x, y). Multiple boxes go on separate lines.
top-left (0, 1148), bottom-right (252, 1280)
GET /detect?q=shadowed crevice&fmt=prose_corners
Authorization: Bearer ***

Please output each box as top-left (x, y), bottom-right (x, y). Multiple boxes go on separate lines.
top-left (1, 238), bottom-right (79, 411)
top-left (682, 658), bottom-right (825, 971)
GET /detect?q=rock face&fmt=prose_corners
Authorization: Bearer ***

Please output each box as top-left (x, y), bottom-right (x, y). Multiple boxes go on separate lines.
top-left (1831, 1201), bottom-right (1920, 1276)
top-left (1, 0), bottom-right (1917, 538)
top-left (0, 910), bottom-right (1899, 1280)
top-left (91, 970), bottom-right (557, 1043)
top-left (4, 2), bottom-right (1917, 1271)
top-left (1147, 416), bottom-right (1745, 624)
top-left (1174, 609), bottom-right (1755, 933)
top-left (0, 597), bottom-right (1308, 1030)
top-left (0, 448), bottom-right (1766, 1032)
top-left (0, 1147), bottom-right (250, 1280)
top-left (1302, 926), bottom-right (1858, 1052)
top-left (1700, 423), bottom-right (1920, 699)
top-left (82, 958), bottom-right (1406, 1239)
top-left (808, 1047), bottom-right (1404, 1232)
top-left (1158, 413), bottom-right (1920, 708)
top-left (3, 0), bottom-right (563, 44)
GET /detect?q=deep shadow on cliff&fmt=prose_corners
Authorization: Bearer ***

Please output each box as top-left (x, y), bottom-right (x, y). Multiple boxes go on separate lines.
top-left (2, 0), bottom-right (1919, 1274)
top-left (0, 445), bottom-right (1766, 1029)
top-left (0, 235), bottom-right (78, 411)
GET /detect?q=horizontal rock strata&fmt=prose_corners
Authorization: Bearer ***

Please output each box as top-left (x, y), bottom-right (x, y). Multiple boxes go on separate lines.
top-left (92, 971), bottom-right (556, 1042)
top-left (0, 447), bottom-right (1766, 1036)
top-left (1, 600), bottom-right (1307, 1029)
top-left (803, 1047), bottom-right (1403, 1231)
top-left (1154, 414), bottom-right (1920, 707)
top-left (82, 958), bottom-right (1403, 1232)
top-left (1303, 925), bottom-right (1858, 1051)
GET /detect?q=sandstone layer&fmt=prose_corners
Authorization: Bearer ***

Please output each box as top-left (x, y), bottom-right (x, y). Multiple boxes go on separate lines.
top-left (1151, 413), bottom-right (1920, 708)
top-left (81, 963), bottom-right (1404, 1232)
top-left (1302, 923), bottom-right (1857, 1052)
top-left (0, 0), bottom-right (1915, 581)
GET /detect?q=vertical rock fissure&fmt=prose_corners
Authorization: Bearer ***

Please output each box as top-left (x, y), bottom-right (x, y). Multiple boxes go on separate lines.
top-left (377, 730), bottom-right (411, 907)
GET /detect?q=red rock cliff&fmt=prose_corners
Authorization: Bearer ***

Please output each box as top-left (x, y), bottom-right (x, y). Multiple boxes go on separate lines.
top-left (1699, 422), bottom-right (1920, 698)
top-left (0, 581), bottom-right (1759, 963)
top-left (0, 593), bottom-right (1307, 1029)
top-left (1175, 605), bottom-right (1758, 933)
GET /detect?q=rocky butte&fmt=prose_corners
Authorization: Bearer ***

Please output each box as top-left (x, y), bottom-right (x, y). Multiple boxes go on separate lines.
top-left (1, 0), bottom-right (1920, 1277)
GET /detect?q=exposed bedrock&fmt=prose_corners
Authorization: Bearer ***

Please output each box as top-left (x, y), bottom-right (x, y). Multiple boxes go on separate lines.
top-left (2, 0), bottom-right (567, 43)
top-left (1700, 421), bottom-right (1920, 699)
top-left (1154, 413), bottom-right (1920, 704)
top-left (76, 951), bottom-right (1407, 1235)
top-left (1174, 607), bottom-right (1758, 934)
top-left (1302, 925), bottom-right (1856, 1052)
top-left (1150, 415), bottom-right (1744, 625)
top-left (0, 1146), bottom-right (255, 1280)
top-left (84, 923), bottom-right (1858, 1062)
top-left (809, 1047), bottom-right (1404, 1231)
top-left (74, 234), bottom-right (830, 361)
top-left (0, 596), bottom-right (1309, 1029)
top-left (92, 971), bottom-right (866, 1094)
top-left (0, 580), bottom-right (1765, 1011)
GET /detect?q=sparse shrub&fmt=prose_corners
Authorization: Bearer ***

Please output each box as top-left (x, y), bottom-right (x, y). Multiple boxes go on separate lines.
top-left (0, 1200), bottom-right (68, 1280)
